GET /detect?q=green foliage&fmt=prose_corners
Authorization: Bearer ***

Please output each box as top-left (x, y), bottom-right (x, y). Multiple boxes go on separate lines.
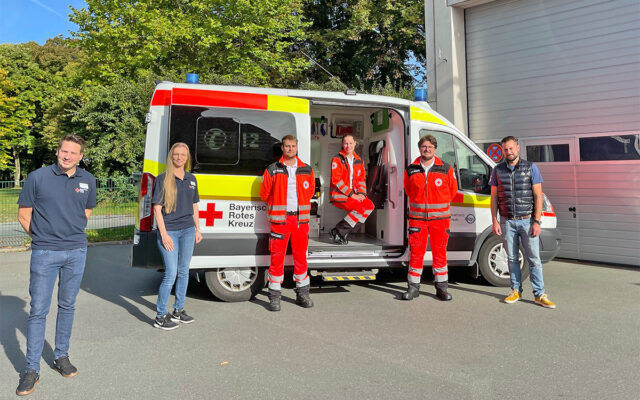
top-left (301, 0), bottom-right (425, 90)
top-left (1, 1), bottom-right (425, 182)
top-left (95, 177), bottom-right (138, 203)
top-left (68, 75), bottom-right (157, 177)
top-left (0, 43), bottom-right (49, 180)
top-left (86, 226), bottom-right (134, 242)
top-left (0, 68), bottom-right (23, 171)
top-left (70, 0), bottom-right (310, 86)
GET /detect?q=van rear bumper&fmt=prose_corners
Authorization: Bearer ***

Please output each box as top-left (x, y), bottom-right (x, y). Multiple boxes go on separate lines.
top-left (539, 228), bottom-right (562, 263)
top-left (131, 230), bottom-right (163, 269)
top-left (130, 230), bottom-right (271, 268)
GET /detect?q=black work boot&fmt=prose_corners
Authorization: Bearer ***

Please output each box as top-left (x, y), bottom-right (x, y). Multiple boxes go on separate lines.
top-left (435, 281), bottom-right (452, 301)
top-left (294, 286), bottom-right (314, 308)
top-left (331, 220), bottom-right (352, 244)
top-left (268, 289), bottom-right (281, 312)
top-left (402, 283), bottom-right (420, 300)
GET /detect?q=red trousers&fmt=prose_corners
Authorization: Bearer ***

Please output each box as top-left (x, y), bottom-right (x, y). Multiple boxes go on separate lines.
top-left (268, 215), bottom-right (309, 290)
top-left (408, 218), bottom-right (450, 284)
top-left (333, 196), bottom-right (375, 228)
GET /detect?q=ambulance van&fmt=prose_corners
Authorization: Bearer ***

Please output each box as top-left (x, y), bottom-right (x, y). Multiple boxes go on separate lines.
top-left (131, 77), bottom-right (561, 301)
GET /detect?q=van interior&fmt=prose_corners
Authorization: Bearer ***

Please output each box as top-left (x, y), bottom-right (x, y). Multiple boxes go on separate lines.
top-left (306, 105), bottom-right (406, 258)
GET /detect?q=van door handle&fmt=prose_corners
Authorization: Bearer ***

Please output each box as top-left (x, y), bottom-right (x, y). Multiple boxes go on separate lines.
top-left (568, 207), bottom-right (576, 212)
top-left (388, 166), bottom-right (397, 208)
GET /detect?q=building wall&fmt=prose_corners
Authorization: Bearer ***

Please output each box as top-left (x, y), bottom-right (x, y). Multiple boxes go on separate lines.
top-left (426, 0), bottom-right (640, 266)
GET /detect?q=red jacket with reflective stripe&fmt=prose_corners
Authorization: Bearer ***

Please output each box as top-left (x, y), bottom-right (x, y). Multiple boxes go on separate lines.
top-left (404, 156), bottom-right (458, 221)
top-left (330, 150), bottom-right (366, 203)
top-left (260, 156), bottom-right (315, 224)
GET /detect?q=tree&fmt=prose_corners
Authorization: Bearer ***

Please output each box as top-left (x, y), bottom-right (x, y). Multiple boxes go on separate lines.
top-left (29, 37), bottom-right (88, 172)
top-left (0, 44), bottom-right (48, 184)
top-left (301, 0), bottom-right (425, 90)
top-left (70, 0), bottom-right (310, 86)
top-left (0, 68), bottom-right (25, 181)
top-left (66, 75), bottom-right (157, 177)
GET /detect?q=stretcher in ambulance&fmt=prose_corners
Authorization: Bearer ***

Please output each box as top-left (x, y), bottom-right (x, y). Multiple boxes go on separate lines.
top-left (131, 77), bottom-right (561, 301)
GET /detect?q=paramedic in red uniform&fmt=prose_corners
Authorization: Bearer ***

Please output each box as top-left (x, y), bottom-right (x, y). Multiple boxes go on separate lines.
top-left (260, 135), bottom-right (315, 312)
top-left (403, 134), bottom-right (458, 301)
top-left (329, 134), bottom-right (375, 244)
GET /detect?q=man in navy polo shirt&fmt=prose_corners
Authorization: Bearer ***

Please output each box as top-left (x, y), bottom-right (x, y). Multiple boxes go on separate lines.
top-left (15, 134), bottom-right (96, 396)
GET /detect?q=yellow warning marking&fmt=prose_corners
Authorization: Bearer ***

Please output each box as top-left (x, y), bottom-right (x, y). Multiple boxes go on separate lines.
top-left (143, 159), bottom-right (166, 176)
top-left (267, 95), bottom-right (309, 114)
top-left (324, 276), bottom-right (376, 281)
top-left (410, 106), bottom-right (448, 126)
top-left (452, 193), bottom-right (491, 208)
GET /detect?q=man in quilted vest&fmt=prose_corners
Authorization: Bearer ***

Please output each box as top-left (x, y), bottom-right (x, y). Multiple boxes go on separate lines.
top-left (490, 136), bottom-right (556, 309)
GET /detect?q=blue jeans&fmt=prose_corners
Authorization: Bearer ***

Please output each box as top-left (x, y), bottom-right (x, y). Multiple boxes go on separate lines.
top-left (156, 226), bottom-right (196, 318)
top-left (26, 248), bottom-right (87, 372)
top-left (500, 219), bottom-right (545, 297)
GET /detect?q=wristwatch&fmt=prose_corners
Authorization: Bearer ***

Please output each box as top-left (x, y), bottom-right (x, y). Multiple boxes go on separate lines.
top-left (533, 219), bottom-right (541, 225)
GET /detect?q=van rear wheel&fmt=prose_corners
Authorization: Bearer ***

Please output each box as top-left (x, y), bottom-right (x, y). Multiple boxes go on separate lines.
top-left (204, 267), bottom-right (266, 302)
top-left (477, 235), bottom-right (529, 287)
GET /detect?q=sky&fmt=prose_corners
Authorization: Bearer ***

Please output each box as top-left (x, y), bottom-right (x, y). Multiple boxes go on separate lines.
top-left (0, 0), bottom-right (87, 45)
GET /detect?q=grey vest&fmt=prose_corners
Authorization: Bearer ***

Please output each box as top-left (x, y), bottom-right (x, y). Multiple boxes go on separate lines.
top-left (495, 159), bottom-right (534, 218)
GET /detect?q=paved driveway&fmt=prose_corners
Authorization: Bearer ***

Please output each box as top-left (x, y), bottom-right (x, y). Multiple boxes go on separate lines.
top-left (0, 245), bottom-right (638, 399)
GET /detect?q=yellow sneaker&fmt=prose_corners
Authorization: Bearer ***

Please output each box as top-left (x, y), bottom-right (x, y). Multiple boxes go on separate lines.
top-left (504, 289), bottom-right (521, 304)
top-left (535, 294), bottom-right (556, 309)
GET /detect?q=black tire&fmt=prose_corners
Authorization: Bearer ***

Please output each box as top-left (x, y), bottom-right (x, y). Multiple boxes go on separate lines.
top-left (477, 235), bottom-right (530, 287)
top-left (204, 267), bottom-right (266, 302)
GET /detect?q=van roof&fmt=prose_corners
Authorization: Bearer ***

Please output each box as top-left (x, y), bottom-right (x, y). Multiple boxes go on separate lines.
top-left (155, 81), bottom-right (416, 109)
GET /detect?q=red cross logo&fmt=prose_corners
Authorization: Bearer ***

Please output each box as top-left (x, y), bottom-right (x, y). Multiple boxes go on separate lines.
top-left (199, 203), bottom-right (223, 226)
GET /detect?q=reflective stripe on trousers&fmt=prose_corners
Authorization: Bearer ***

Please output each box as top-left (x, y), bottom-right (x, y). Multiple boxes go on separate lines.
top-left (407, 218), bottom-right (450, 283)
top-left (268, 216), bottom-right (310, 290)
top-left (333, 196), bottom-right (375, 228)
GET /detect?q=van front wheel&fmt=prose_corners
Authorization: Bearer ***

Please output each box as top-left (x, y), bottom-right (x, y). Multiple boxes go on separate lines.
top-left (204, 268), bottom-right (266, 302)
top-left (477, 235), bottom-right (529, 287)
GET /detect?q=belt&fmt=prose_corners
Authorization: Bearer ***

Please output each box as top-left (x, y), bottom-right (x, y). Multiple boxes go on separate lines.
top-left (506, 214), bottom-right (531, 220)
top-left (286, 211), bottom-right (298, 216)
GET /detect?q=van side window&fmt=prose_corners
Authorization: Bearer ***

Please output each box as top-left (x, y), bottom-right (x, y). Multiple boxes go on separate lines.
top-left (419, 130), bottom-right (455, 166)
top-left (454, 138), bottom-right (491, 194)
top-left (169, 106), bottom-right (297, 176)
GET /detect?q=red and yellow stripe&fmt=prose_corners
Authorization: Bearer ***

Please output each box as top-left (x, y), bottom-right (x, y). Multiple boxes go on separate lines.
top-left (150, 88), bottom-right (309, 114)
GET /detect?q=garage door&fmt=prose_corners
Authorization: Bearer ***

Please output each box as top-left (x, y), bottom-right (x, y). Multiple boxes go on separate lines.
top-left (465, 0), bottom-right (640, 266)
top-left (465, 0), bottom-right (640, 140)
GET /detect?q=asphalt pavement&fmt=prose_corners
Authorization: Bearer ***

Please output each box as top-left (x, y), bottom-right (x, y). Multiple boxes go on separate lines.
top-left (0, 245), bottom-right (638, 399)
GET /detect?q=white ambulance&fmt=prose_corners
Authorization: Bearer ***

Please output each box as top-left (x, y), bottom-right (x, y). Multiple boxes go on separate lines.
top-left (131, 76), bottom-right (561, 301)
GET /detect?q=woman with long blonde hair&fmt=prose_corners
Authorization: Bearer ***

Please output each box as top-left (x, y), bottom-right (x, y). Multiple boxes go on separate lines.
top-left (151, 142), bottom-right (202, 330)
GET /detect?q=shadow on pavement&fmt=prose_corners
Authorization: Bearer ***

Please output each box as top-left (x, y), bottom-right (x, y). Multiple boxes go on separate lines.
top-left (0, 292), bottom-right (55, 373)
top-left (81, 246), bottom-right (160, 325)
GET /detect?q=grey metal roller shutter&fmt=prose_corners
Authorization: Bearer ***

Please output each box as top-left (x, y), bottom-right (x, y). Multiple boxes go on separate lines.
top-left (465, 0), bottom-right (640, 140)
top-left (465, 0), bottom-right (640, 266)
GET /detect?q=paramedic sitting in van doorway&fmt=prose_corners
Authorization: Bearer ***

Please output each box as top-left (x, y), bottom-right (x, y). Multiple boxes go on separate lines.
top-left (403, 134), bottom-right (458, 301)
top-left (329, 134), bottom-right (375, 244)
top-left (260, 135), bottom-right (315, 312)
top-left (490, 136), bottom-right (556, 309)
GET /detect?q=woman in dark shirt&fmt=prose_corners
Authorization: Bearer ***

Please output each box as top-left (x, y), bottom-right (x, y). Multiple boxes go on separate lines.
top-left (152, 142), bottom-right (202, 330)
